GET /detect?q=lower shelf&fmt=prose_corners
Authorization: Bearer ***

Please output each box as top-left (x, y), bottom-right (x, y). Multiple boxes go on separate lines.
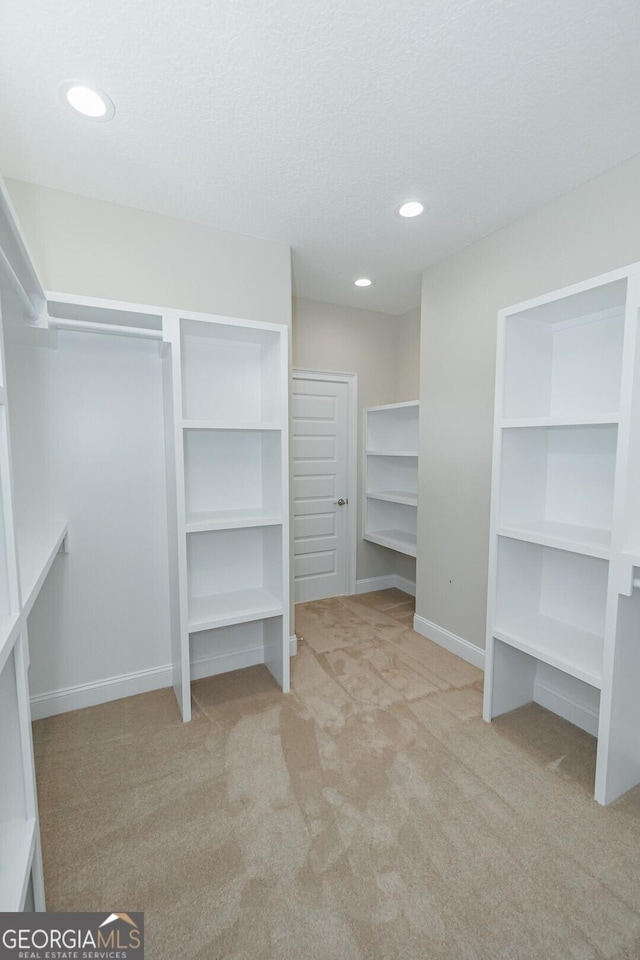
top-left (366, 490), bottom-right (418, 507)
top-left (493, 612), bottom-right (603, 688)
top-left (497, 520), bottom-right (611, 559)
top-left (188, 587), bottom-right (284, 633)
top-left (364, 529), bottom-right (417, 558)
top-left (0, 817), bottom-right (36, 911)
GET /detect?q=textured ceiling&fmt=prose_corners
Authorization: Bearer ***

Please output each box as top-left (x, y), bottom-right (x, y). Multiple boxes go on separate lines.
top-left (1, 0), bottom-right (640, 314)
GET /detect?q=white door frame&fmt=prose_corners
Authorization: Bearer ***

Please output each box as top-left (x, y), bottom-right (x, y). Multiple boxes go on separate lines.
top-left (292, 368), bottom-right (358, 597)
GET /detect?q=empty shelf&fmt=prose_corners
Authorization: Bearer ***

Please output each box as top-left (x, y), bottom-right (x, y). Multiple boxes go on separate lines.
top-left (366, 490), bottom-right (418, 507)
top-left (0, 817), bottom-right (36, 911)
top-left (183, 420), bottom-right (282, 431)
top-left (364, 529), bottom-right (417, 557)
top-left (0, 615), bottom-right (20, 676)
top-left (365, 450), bottom-right (418, 458)
top-left (186, 510), bottom-right (283, 533)
top-left (497, 521), bottom-right (611, 559)
top-left (493, 612), bottom-right (603, 688)
top-left (500, 413), bottom-right (619, 429)
top-left (17, 521), bottom-right (68, 618)
top-left (188, 587), bottom-right (284, 632)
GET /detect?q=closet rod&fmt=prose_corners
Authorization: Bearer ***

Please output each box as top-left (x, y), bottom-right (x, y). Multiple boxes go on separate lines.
top-left (0, 245), bottom-right (39, 322)
top-left (50, 317), bottom-right (163, 341)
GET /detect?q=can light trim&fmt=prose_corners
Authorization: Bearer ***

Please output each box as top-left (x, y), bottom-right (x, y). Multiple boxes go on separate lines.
top-left (59, 81), bottom-right (115, 121)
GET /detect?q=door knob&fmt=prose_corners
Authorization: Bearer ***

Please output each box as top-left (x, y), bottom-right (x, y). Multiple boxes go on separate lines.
top-left (334, 498), bottom-right (347, 506)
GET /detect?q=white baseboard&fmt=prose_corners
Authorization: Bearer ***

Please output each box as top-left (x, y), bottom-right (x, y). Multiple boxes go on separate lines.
top-left (533, 678), bottom-right (599, 737)
top-left (31, 636), bottom-right (299, 720)
top-left (412, 614), bottom-right (598, 735)
top-left (355, 574), bottom-right (416, 596)
top-left (394, 575), bottom-right (416, 598)
top-left (356, 575), bottom-right (396, 594)
top-left (413, 614), bottom-right (485, 669)
top-left (30, 664), bottom-right (173, 720)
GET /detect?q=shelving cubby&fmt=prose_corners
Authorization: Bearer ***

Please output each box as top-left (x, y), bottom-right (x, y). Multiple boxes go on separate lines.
top-left (484, 262), bottom-right (640, 805)
top-left (363, 401), bottom-right (419, 558)
top-left (184, 428), bottom-right (282, 531)
top-left (180, 319), bottom-right (283, 425)
top-left (498, 423), bottom-right (617, 557)
top-left (187, 525), bottom-right (284, 631)
top-left (494, 538), bottom-right (607, 687)
top-left (501, 278), bottom-right (626, 422)
top-left (163, 312), bottom-right (290, 722)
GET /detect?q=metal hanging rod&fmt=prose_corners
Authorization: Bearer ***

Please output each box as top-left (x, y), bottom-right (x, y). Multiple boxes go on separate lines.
top-left (0, 245), bottom-right (39, 322)
top-left (49, 317), bottom-right (163, 341)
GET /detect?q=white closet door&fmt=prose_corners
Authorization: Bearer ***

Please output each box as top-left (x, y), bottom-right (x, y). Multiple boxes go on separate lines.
top-left (292, 376), bottom-right (348, 602)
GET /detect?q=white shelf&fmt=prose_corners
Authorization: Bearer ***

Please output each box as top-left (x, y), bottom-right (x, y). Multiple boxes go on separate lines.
top-left (186, 510), bottom-right (282, 532)
top-left (364, 529), bottom-right (417, 558)
top-left (188, 587), bottom-right (284, 632)
top-left (183, 420), bottom-right (282, 431)
top-left (0, 817), bottom-right (36, 911)
top-left (622, 549), bottom-right (640, 567)
top-left (366, 491), bottom-right (418, 507)
top-left (493, 614), bottom-right (603, 688)
top-left (366, 400), bottom-right (419, 413)
top-left (364, 401), bottom-right (419, 558)
top-left (497, 522), bottom-right (611, 560)
top-left (0, 614), bottom-right (20, 676)
top-left (500, 414), bottom-right (619, 428)
top-left (17, 521), bottom-right (68, 618)
top-left (366, 449), bottom-right (418, 457)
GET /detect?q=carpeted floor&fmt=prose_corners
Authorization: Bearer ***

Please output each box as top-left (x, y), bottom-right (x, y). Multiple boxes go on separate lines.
top-left (33, 589), bottom-right (640, 960)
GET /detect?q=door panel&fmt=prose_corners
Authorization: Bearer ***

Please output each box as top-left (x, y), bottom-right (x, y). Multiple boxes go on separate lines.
top-left (292, 376), bottom-right (349, 602)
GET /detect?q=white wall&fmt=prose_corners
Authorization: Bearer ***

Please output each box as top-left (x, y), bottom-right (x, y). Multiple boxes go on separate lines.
top-left (15, 332), bottom-right (172, 703)
top-left (5, 179), bottom-right (291, 326)
top-left (293, 298), bottom-right (420, 585)
top-left (418, 150), bottom-right (640, 650)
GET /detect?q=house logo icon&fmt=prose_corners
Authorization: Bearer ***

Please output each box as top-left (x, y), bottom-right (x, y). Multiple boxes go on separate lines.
top-left (100, 913), bottom-right (140, 930)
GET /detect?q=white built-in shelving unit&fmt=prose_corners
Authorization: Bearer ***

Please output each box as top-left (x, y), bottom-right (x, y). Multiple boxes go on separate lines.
top-left (163, 313), bottom-right (290, 722)
top-left (363, 401), bottom-right (419, 557)
top-left (0, 180), bottom-right (63, 911)
top-left (484, 264), bottom-right (640, 804)
top-left (0, 169), bottom-right (293, 911)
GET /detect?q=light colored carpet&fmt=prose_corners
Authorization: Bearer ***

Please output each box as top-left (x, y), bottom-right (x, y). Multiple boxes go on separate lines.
top-left (33, 589), bottom-right (640, 960)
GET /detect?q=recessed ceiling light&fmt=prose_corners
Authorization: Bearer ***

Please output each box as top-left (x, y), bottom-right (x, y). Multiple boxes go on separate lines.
top-left (397, 200), bottom-right (425, 218)
top-left (354, 278), bottom-right (372, 287)
top-left (59, 81), bottom-right (115, 121)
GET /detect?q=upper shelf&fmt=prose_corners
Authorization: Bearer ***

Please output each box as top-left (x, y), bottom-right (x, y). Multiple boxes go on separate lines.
top-left (17, 521), bottom-right (68, 618)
